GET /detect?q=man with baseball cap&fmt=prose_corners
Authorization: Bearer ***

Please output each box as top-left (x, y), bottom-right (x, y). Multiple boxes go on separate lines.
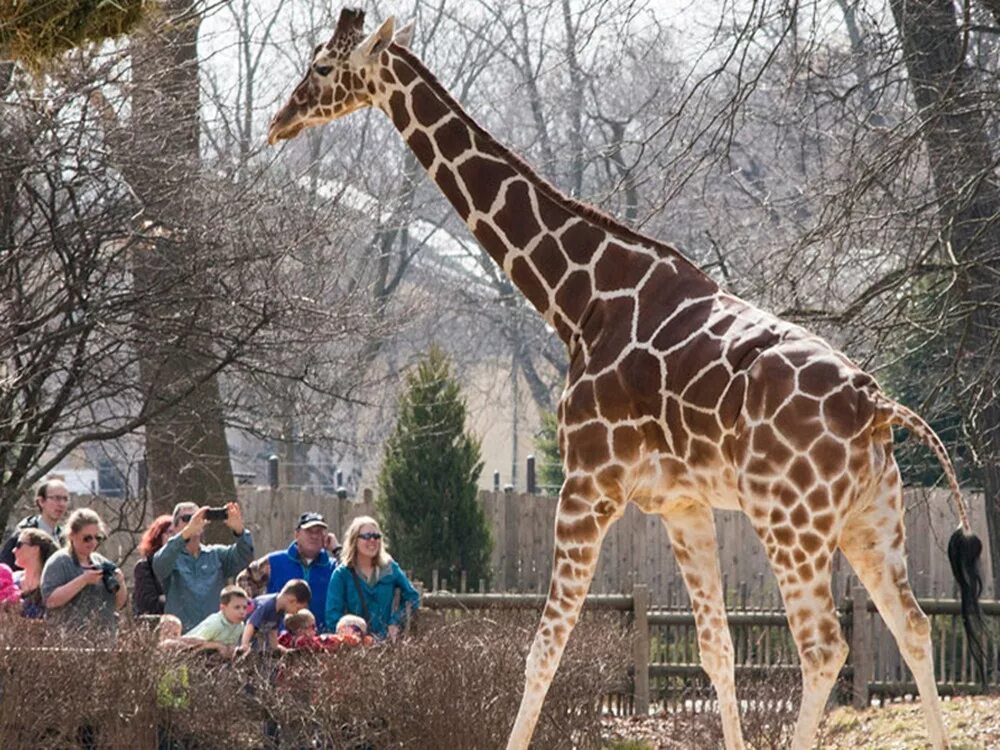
top-left (237, 511), bottom-right (340, 630)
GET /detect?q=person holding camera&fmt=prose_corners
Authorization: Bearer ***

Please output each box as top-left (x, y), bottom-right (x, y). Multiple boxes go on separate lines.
top-left (40, 508), bottom-right (127, 635)
top-left (153, 501), bottom-right (253, 632)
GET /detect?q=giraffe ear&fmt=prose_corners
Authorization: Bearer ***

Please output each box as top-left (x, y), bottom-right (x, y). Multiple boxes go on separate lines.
top-left (356, 16), bottom-right (395, 61)
top-left (394, 19), bottom-right (415, 49)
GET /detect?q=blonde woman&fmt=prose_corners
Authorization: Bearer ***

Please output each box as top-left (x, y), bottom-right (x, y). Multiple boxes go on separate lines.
top-left (325, 516), bottom-right (419, 640)
top-left (41, 508), bottom-right (127, 635)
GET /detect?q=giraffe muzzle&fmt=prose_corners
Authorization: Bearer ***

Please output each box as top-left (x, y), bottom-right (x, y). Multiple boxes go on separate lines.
top-left (267, 110), bottom-right (305, 145)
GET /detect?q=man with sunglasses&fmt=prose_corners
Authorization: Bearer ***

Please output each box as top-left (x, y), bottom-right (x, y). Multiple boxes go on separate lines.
top-left (237, 511), bottom-right (340, 631)
top-left (0, 479), bottom-right (69, 569)
top-left (153, 501), bottom-right (254, 632)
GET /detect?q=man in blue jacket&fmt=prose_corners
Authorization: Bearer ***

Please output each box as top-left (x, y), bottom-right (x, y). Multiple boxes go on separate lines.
top-left (237, 512), bottom-right (339, 631)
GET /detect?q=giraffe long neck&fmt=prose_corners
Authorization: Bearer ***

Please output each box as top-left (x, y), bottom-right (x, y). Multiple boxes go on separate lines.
top-left (374, 45), bottom-right (713, 345)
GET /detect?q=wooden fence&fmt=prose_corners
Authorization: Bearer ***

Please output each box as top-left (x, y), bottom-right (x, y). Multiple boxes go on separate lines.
top-left (420, 586), bottom-right (1000, 715)
top-left (64, 485), bottom-right (989, 606)
top-left (477, 487), bottom-right (992, 601)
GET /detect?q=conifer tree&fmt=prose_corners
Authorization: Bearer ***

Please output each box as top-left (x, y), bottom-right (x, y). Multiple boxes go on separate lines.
top-left (535, 411), bottom-right (565, 495)
top-left (377, 347), bottom-right (491, 588)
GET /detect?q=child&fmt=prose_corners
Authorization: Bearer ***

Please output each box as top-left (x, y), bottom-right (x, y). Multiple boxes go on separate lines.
top-left (277, 610), bottom-right (324, 651)
top-left (335, 614), bottom-right (375, 648)
top-left (240, 578), bottom-right (310, 653)
top-left (156, 614), bottom-right (183, 644)
top-left (155, 615), bottom-right (191, 713)
top-left (183, 585), bottom-right (248, 658)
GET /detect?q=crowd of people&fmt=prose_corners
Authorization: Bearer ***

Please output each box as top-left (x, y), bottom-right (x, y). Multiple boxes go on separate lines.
top-left (0, 478), bottom-right (422, 655)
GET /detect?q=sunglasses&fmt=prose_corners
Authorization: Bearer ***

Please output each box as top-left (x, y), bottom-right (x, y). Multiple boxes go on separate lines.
top-left (14, 540), bottom-right (33, 550)
top-left (357, 532), bottom-right (382, 541)
top-left (178, 514), bottom-right (193, 523)
top-left (346, 624), bottom-right (364, 635)
top-left (81, 534), bottom-right (106, 545)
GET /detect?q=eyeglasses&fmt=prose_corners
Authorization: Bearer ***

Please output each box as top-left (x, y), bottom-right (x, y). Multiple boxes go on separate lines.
top-left (357, 532), bottom-right (381, 541)
top-left (81, 534), bottom-right (106, 545)
top-left (178, 514), bottom-right (193, 523)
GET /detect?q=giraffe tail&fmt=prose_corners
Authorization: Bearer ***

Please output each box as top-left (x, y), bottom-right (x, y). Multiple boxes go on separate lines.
top-left (881, 397), bottom-right (986, 683)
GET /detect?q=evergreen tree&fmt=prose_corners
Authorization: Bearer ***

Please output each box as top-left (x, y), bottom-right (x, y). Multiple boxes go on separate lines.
top-left (377, 347), bottom-right (491, 588)
top-left (535, 411), bottom-right (565, 495)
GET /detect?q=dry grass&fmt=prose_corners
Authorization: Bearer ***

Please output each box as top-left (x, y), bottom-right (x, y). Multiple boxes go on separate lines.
top-left (603, 691), bottom-right (1000, 749)
top-left (0, 610), bottom-right (630, 749)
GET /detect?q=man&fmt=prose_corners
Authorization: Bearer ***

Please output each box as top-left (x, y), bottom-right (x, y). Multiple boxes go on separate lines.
top-left (237, 511), bottom-right (339, 631)
top-left (0, 479), bottom-right (69, 569)
top-left (153, 501), bottom-right (254, 632)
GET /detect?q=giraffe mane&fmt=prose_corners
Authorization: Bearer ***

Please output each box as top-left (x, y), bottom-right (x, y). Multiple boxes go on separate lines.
top-left (390, 44), bottom-right (709, 278)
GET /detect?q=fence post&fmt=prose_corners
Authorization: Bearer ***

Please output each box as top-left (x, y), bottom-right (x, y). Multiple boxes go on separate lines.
top-left (851, 585), bottom-right (872, 709)
top-left (504, 491), bottom-right (520, 591)
top-left (632, 583), bottom-right (650, 715)
top-left (267, 455), bottom-right (279, 490)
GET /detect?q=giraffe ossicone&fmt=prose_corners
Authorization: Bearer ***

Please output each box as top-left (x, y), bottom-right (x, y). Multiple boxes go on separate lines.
top-left (268, 9), bottom-right (985, 750)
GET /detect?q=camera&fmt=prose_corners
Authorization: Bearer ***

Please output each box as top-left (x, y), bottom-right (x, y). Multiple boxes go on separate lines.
top-left (205, 506), bottom-right (228, 521)
top-left (92, 560), bottom-right (120, 594)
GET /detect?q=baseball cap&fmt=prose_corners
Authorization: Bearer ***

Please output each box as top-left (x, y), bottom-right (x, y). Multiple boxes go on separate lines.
top-left (296, 512), bottom-right (328, 531)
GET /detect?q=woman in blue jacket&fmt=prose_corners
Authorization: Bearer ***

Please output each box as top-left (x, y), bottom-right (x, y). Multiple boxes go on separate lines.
top-left (325, 516), bottom-right (420, 640)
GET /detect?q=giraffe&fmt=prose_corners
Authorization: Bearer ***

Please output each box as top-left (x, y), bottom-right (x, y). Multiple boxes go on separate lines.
top-left (267, 10), bottom-right (985, 750)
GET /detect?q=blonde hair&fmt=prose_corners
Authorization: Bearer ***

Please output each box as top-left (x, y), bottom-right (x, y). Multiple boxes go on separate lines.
top-left (64, 508), bottom-right (107, 562)
top-left (336, 614), bottom-right (367, 634)
top-left (285, 610), bottom-right (316, 634)
top-left (339, 516), bottom-right (392, 569)
top-left (157, 614), bottom-right (183, 640)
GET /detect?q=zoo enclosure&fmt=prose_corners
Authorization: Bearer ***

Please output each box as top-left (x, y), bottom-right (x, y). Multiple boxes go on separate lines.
top-left (420, 586), bottom-right (1000, 716)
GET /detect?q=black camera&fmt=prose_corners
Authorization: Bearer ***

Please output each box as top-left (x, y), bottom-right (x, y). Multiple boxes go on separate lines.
top-left (205, 506), bottom-right (228, 521)
top-left (93, 560), bottom-right (120, 594)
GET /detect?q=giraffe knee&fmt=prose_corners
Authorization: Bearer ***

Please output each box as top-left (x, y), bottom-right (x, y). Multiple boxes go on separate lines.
top-left (801, 640), bottom-right (849, 683)
top-left (698, 634), bottom-right (735, 682)
top-left (907, 607), bottom-right (930, 638)
top-left (902, 608), bottom-right (932, 660)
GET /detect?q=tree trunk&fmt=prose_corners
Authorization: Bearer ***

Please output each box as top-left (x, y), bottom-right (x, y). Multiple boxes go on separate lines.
top-left (891, 0), bottom-right (1000, 593)
top-left (128, 0), bottom-right (235, 522)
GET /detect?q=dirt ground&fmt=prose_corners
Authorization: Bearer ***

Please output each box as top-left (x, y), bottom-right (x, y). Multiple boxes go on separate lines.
top-left (601, 695), bottom-right (1000, 749)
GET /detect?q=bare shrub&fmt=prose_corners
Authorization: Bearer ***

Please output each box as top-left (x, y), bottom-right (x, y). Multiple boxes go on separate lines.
top-left (0, 611), bottom-right (628, 749)
top-left (264, 612), bottom-right (630, 749)
top-left (656, 669), bottom-right (800, 749)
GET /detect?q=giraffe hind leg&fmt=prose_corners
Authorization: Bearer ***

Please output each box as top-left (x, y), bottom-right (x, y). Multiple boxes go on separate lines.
top-left (505, 477), bottom-right (620, 750)
top-left (661, 501), bottom-right (746, 750)
top-left (840, 466), bottom-right (949, 749)
top-left (746, 492), bottom-right (849, 750)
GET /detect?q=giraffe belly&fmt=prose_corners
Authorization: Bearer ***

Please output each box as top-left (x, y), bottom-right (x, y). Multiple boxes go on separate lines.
top-left (623, 450), bottom-right (743, 513)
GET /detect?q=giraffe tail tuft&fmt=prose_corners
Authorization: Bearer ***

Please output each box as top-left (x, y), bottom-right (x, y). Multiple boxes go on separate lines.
top-left (948, 528), bottom-right (987, 684)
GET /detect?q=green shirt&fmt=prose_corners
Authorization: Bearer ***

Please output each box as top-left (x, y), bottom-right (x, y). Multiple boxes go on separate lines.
top-left (185, 611), bottom-right (244, 646)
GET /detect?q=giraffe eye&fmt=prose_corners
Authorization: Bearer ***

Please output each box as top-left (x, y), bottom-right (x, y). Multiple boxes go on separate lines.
top-left (314, 65), bottom-right (333, 77)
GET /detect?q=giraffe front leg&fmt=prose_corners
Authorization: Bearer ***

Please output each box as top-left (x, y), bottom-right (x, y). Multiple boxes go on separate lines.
top-left (506, 476), bottom-right (618, 750)
top-left (662, 501), bottom-right (746, 750)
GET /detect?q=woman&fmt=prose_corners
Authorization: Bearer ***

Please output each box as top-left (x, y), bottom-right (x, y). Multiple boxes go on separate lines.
top-left (12, 528), bottom-right (58, 619)
top-left (325, 516), bottom-right (420, 640)
top-left (41, 508), bottom-right (127, 635)
top-left (133, 514), bottom-right (172, 616)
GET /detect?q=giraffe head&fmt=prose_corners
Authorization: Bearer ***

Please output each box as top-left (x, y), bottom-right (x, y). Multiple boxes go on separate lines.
top-left (267, 9), bottom-right (413, 145)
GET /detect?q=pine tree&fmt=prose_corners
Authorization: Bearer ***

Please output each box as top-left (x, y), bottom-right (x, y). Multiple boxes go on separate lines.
top-left (377, 347), bottom-right (491, 589)
top-left (535, 411), bottom-right (565, 495)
